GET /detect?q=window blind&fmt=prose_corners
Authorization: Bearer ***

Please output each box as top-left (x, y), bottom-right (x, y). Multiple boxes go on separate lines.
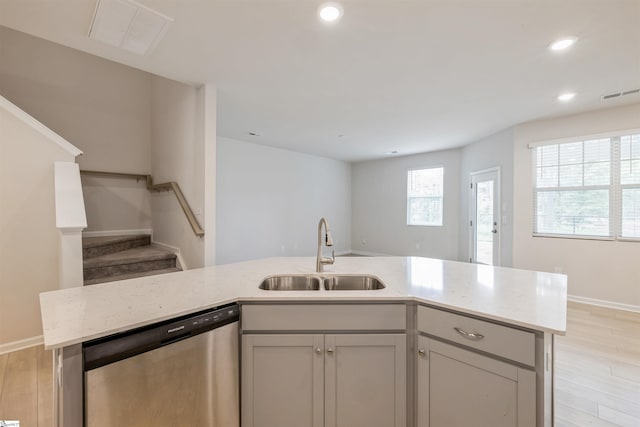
top-left (533, 132), bottom-right (640, 241)
top-left (620, 134), bottom-right (640, 238)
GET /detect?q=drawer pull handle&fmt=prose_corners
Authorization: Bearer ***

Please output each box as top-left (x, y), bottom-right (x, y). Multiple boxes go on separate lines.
top-left (418, 349), bottom-right (426, 357)
top-left (454, 327), bottom-right (485, 341)
top-left (315, 347), bottom-right (322, 354)
top-left (326, 348), bottom-right (334, 354)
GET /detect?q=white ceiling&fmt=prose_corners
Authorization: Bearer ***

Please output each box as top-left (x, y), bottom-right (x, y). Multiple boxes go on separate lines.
top-left (1, 0), bottom-right (639, 162)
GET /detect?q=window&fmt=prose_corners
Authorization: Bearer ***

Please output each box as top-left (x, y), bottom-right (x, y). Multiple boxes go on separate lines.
top-left (407, 167), bottom-right (444, 226)
top-left (621, 134), bottom-right (640, 238)
top-left (533, 132), bottom-right (640, 240)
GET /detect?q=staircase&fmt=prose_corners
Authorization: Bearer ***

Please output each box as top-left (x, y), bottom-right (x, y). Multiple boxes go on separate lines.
top-left (83, 234), bottom-right (181, 285)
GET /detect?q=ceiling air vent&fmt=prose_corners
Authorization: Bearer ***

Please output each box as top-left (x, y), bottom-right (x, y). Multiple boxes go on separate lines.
top-left (89, 0), bottom-right (173, 55)
top-left (601, 88), bottom-right (640, 101)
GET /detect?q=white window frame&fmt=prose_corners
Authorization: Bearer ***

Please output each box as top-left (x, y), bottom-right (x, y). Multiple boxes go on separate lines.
top-left (530, 128), bottom-right (640, 242)
top-left (406, 166), bottom-right (444, 227)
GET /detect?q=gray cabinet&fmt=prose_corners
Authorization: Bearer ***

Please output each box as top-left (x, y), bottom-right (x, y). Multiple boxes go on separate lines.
top-left (242, 333), bottom-right (406, 427)
top-left (241, 303), bottom-right (543, 427)
top-left (325, 334), bottom-right (406, 427)
top-left (417, 333), bottom-right (536, 427)
top-left (416, 307), bottom-right (542, 427)
top-left (242, 334), bottom-right (324, 427)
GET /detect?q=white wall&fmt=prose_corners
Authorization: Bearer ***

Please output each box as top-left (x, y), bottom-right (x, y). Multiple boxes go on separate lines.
top-left (0, 105), bottom-right (75, 347)
top-left (459, 128), bottom-right (514, 266)
top-left (216, 137), bottom-right (351, 265)
top-left (0, 27), bottom-right (154, 233)
top-left (513, 103), bottom-right (640, 308)
top-left (150, 76), bottom-right (207, 268)
top-left (81, 175), bottom-right (151, 233)
top-left (351, 149), bottom-right (461, 259)
top-left (200, 85), bottom-right (217, 267)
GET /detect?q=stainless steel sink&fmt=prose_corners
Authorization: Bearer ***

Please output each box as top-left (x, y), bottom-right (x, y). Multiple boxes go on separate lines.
top-left (323, 275), bottom-right (386, 290)
top-left (259, 274), bottom-right (385, 291)
top-left (259, 275), bottom-right (322, 290)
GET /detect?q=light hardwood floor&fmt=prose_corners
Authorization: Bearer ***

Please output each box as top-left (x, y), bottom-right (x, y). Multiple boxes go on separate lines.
top-left (0, 345), bottom-right (52, 427)
top-left (555, 301), bottom-right (640, 427)
top-left (0, 301), bottom-right (638, 426)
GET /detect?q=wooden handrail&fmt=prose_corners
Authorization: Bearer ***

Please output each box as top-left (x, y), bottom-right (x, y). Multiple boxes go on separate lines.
top-left (80, 170), bottom-right (204, 237)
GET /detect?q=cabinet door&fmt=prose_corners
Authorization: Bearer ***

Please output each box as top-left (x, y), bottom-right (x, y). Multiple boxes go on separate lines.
top-left (417, 335), bottom-right (535, 427)
top-left (242, 334), bottom-right (324, 427)
top-left (325, 334), bottom-right (407, 427)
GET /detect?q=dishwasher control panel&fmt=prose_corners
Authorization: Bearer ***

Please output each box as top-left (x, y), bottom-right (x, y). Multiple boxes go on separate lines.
top-left (179, 305), bottom-right (240, 335)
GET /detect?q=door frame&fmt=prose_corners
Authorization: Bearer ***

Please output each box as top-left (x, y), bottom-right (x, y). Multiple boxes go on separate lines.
top-left (468, 167), bottom-right (501, 266)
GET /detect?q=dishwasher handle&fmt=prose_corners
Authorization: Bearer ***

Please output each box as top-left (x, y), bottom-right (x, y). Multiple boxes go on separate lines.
top-left (83, 303), bottom-right (239, 371)
top-left (160, 332), bottom-right (193, 346)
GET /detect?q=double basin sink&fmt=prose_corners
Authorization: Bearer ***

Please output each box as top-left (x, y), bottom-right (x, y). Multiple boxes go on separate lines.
top-left (259, 274), bottom-right (385, 291)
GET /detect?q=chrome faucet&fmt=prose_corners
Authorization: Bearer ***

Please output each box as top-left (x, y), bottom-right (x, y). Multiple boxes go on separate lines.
top-left (316, 217), bottom-right (335, 273)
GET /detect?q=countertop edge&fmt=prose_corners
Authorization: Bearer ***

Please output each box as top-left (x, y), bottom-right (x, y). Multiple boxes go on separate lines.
top-left (43, 294), bottom-right (566, 350)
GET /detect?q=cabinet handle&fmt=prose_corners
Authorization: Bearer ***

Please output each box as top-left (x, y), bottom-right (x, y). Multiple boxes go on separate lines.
top-left (326, 348), bottom-right (334, 354)
top-left (315, 347), bottom-right (322, 354)
top-left (453, 327), bottom-right (485, 341)
top-left (418, 349), bottom-right (426, 357)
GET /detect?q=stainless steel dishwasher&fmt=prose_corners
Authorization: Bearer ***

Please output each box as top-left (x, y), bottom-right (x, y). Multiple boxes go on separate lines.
top-left (83, 303), bottom-right (240, 427)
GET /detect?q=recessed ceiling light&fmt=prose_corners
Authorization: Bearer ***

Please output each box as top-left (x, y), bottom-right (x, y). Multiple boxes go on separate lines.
top-left (557, 92), bottom-right (576, 102)
top-left (319, 3), bottom-right (343, 22)
top-left (549, 38), bottom-right (577, 52)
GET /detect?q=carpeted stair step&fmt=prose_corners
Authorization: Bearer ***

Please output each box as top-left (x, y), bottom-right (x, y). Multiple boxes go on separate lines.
top-left (83, 267), bottom-right (182, 286)
top-left (83, 245), bottom-right (178, 283)
top-left (83, 234), bottom-right (151, 259)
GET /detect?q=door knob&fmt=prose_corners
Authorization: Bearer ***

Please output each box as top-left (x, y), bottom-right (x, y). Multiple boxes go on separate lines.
top-left (315, 347), bottom-right (322, 354)
top-left (418, 349), bottom-right (426, 357)
top-left (326, 348), bottom-right (334, 354)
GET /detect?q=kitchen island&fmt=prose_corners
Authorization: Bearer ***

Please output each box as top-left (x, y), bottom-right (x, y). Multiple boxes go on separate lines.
top-left (40, 256), bottom-right (567, 427)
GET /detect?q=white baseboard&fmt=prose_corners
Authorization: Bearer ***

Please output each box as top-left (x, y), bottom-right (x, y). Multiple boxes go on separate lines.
top-left (152, 239), bottom-right (187, 270)
top-left (568, 294), bottom-right (640, 313)
top-left (348, 250), bottom-right (390, 257)
top-left (333, 250), bottom-right (353, 256)
top-left (0, 335), bottom-right (44, 355)
top-left (82, 228), bottom-right (153, 238)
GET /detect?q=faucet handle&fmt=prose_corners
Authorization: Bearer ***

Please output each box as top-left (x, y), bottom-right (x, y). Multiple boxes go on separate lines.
top-left (321, 250), bottom-right (335, 265)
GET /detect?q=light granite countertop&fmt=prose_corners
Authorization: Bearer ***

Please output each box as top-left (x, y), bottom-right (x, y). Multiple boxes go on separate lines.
top-left (40, 256), bottom-right (567, 349)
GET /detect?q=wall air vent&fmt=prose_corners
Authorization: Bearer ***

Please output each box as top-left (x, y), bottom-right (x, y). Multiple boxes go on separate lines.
top-left (601, 88), bottom-right (640, 101)
top-left (89, 0), bottom-right (174, 55)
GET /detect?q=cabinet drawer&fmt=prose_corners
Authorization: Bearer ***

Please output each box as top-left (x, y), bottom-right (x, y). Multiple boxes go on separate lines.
top-left (417, 305), bottom-right (535, 366)
top-left (242, 304), bottom-right (406, 331)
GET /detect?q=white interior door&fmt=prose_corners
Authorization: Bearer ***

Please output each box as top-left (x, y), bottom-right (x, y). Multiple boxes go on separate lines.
top-left (470, 168), bottom-right (500, 266)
